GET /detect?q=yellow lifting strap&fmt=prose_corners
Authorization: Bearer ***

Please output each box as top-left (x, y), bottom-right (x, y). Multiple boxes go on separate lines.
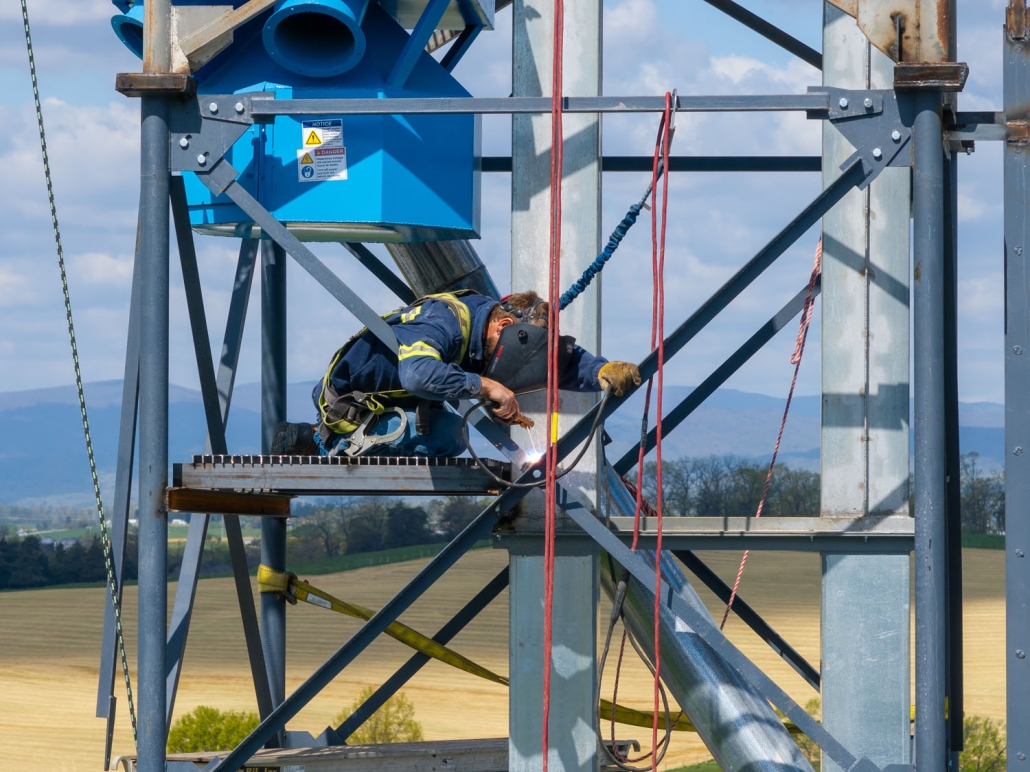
top-left (256, 565), bottom-right (804, 736)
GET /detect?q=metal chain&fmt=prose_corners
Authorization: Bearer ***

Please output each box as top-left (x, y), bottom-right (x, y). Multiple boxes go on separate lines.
top-left (20, 0), bottom-right (138, 745)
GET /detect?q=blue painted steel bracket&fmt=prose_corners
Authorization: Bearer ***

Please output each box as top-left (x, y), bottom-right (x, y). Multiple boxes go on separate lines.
top-left (811, 87), bottom-right (914, 186)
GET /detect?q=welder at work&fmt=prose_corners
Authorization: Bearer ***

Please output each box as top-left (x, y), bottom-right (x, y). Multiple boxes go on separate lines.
top-left (272, 290), bottom-right (641, 458)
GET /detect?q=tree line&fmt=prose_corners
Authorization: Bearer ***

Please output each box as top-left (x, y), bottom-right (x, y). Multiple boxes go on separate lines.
top-left (0, 451), bottom-right (1009, 590)
top-left (288, 496), bottom-right (485, 561)
top-left (0, 535), bottom-right (138, 590)
top-left (639, 451), bottom-right (1006, 534)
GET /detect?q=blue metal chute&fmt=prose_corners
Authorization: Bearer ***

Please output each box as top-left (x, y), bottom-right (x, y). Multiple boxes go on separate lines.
top-left (263, 0), bottom-right (371, 77)
top-left (111, 1), bottom-right (144, 58)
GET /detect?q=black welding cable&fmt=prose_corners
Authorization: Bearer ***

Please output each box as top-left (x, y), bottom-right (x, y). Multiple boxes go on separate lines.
top-left (460, 390), bottom-right (611, 489)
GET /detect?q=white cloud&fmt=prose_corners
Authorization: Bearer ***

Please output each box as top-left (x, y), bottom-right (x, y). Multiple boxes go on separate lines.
top-left (0, 0), bottom-right (111, 25)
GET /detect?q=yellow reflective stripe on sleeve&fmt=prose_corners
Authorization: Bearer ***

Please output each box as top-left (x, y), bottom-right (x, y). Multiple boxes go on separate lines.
top-left (397, 342), bottom-right (442, 361)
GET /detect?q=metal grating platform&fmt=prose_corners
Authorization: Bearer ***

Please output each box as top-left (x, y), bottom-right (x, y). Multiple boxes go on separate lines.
top-left (172, 454), bottom-right (511, 496)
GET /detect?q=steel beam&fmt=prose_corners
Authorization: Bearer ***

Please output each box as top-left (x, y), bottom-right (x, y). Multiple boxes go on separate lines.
top-left (482, 155), bottom-right (822, 173)
top-left (137, 0), bottom-right (173, 765)
top-left (260, 239), bottom-right (288, 744)
top-left (911, 88), bottom-right (948, 772)
top-left (673, 550), bottom-right (820, 690)
top-left (701, 0), bottom-right (821, 69)
top-left (341, 243), bottom-right (416, 305)
top-left (509, 1), bottom-right (602, 769)
top-left (245, 94), bottom-right (834, 118)
top-left (196, 161), bottom-right (399, 353)
top-left (165, 178), bottom-right (272, 723)
top-left (1004, 5), bottom-right (1030, 764)
top-left (614, 280), bottom-right (819, 473)
top-left (820, 9), bottom-right (912, 771)
top-left (333, 567), bottom-right (509, 742)
top-left (440, 24), bottom-right (482, 71)
top-left (174, 454), bottom-right (511, 496)
top-left (97, 231), bottom-right (141, 720)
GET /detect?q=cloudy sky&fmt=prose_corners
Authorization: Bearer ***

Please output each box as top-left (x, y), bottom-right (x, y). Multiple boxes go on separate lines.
top-left (0, 0), bottom-right (1011, 409)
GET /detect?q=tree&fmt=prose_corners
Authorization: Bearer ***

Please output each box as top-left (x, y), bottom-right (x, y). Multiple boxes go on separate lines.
top-left (435, 497), bottom-right (487, 540)
top-left (167, 705), bottom-right (259, 753)
top-left (692, 456), bottom-right (730, 516)
top-left (383, 503), bottom-right (431, 549)
top-left (340, 498), bottom-right (391, 554)
top-left (961, 716), bottom-right (1005, 772)
top-left (295, 508), bottom-right (346, 558)
top-left (332, 687), bottom-right (424, 744)
top-left (8, 536), bottom-right (49, 589)
top-left (960, 453), bottom-right (1005, 534)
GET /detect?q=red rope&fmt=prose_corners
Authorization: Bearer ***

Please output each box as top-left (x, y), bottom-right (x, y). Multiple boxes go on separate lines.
top-left (541, 1), bottom-right (564, 769)
top-left (719, 237), bottom-right (822, 631)
top-left (608, 97), bottom-right (674, 768)
top-left (649, 92), bottom-right (672, 763)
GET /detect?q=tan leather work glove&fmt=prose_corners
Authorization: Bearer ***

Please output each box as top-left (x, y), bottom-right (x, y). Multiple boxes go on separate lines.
top-left (598, 361), bottom-right (642, 396)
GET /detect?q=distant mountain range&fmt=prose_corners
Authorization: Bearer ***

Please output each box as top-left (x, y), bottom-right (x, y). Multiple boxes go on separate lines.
top-left (0, 380), bottom-right (1005, 507)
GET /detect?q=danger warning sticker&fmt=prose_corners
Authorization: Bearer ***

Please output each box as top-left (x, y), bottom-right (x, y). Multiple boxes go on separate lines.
top-left (297, 146), bottom-right (348, 182)
top-left (300, 118), bottom-right (342, 148)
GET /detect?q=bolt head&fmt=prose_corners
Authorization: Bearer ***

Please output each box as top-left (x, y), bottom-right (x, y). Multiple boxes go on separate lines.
top-left (1018, 752), bottom-right (1027, 761)
top-left (838, 97), bottom-right (849, 109)
top-left (1017, 549), bottom-right (1026, 557)
top-left (892, 130), bottom-right (902, 142)
top-left (235, 102), bottom-right (245, 114)
top-left (208, 102), bottom-right (219, 113)
top-left (1017, 246), bottom-right (1024, 256)
top-left (178, 137), bottom-right (189, 149)
top-left (196, 153), bottom-right (207, 166)
top-left (872, 147), bottom-right (883, 160)
top-left (1018, 650), bottom-right (1027, 659)
top-left (1017, 446), bottom-right (1024, 456)
top-left (1016, 346), bottom-right (1025, 355)
top-left (864, 97), bottom-right (874, 109)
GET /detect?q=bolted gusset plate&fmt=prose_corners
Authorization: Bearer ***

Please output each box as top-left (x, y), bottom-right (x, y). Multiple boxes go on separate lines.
top-left (173, 454), bottom-right (511, 496)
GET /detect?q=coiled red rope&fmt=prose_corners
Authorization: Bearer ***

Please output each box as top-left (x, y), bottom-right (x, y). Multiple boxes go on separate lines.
top-left (719, 237), bottom-right (822, 630)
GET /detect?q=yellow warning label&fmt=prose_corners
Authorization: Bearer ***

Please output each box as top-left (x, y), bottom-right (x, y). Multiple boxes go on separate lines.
top-left (300, 152), bottom-right (313, 164)
top-left (305, 131), bottom-right (322, 146)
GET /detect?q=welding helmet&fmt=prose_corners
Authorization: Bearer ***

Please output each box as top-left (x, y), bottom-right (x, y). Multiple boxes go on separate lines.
top-left (484, 322), bottom-right (576, 394)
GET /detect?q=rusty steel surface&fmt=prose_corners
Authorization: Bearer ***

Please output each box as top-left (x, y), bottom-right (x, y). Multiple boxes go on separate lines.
top-left (826, 0), bottom-right (955, 63)
top-left (173, 454), bottom-right (510, 496)
top-left (894, 62), bottom-right (968, 90)
top-left (114, 72), bottom-right (195, 98)
top-left (165, 487), bottom-right (292, 516)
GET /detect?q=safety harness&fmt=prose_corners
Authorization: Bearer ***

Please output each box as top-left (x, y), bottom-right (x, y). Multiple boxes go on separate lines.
top-left (316, 291), bottom-right (473, 454)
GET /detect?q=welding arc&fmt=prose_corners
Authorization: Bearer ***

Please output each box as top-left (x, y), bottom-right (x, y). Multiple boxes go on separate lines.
top-left (459, 392), bottom-right (610, 489)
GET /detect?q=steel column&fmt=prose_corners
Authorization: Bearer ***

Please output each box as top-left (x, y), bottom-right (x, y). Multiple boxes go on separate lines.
top-left (137, 0), bottom-right (172, 766)
top-left (819, 8), bottom-right (911, 771)
top-left (912, 88), bottom-right (948, 772)
top-left (260, 239), bottom-right (289, 741)
top-left (97, 235), bottom-right (141, 720)
top-left (334, 567), bottom-right (510, 742)
top-left (942, 147), bottom-right (964, 756)
top-left (510, 0), bottom-right (601, 769)
top-left (1003, 5), bottom-right (1030, 763)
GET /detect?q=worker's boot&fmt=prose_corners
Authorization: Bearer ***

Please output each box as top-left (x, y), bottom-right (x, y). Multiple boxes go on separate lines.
top-left (270, 421), bottom-right (319, 455)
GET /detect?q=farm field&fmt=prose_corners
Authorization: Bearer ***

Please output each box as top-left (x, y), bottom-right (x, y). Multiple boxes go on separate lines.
top-left (0, 547), bottom-right (1006, 772)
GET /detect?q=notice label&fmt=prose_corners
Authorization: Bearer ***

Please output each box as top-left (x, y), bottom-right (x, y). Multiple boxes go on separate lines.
top-left (301, 118), bottom-right (343, 148)
top-left (306, 593), bottom-right (332, 610)
top-left (297, 147), bottom-right (348, 182)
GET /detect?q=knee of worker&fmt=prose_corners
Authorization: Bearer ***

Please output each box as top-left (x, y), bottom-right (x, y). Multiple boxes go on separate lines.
top-left (419, 412), bottom-right (465, 458)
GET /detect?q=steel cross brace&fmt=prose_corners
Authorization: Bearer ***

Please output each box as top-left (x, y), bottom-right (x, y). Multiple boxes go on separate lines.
top-left (202, 144), bottom-right (891, 771)
top-left (165, 178), bottom-right (272, 723)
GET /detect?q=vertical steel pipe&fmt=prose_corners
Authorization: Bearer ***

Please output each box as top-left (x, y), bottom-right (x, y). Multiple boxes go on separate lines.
top-left (260, 240), bottom-right (288, 745)
top-left (1003, 5), bottom-right (1030, 761)
top-left (385, 240), bottom-right (499, 299)
top-left (137, 0), bottom-right (172, 768)
top-left (911, 89), bottom-right (948, 772)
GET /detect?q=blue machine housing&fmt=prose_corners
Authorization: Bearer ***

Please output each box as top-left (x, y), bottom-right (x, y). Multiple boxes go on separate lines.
top-left (112, 1), bottom-right (482, 242)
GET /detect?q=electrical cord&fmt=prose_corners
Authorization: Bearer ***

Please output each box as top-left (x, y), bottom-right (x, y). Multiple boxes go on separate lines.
top-left (460, 390), bottom-right (611, 489)
top-left (598, 552), bottom-right (674, 771)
